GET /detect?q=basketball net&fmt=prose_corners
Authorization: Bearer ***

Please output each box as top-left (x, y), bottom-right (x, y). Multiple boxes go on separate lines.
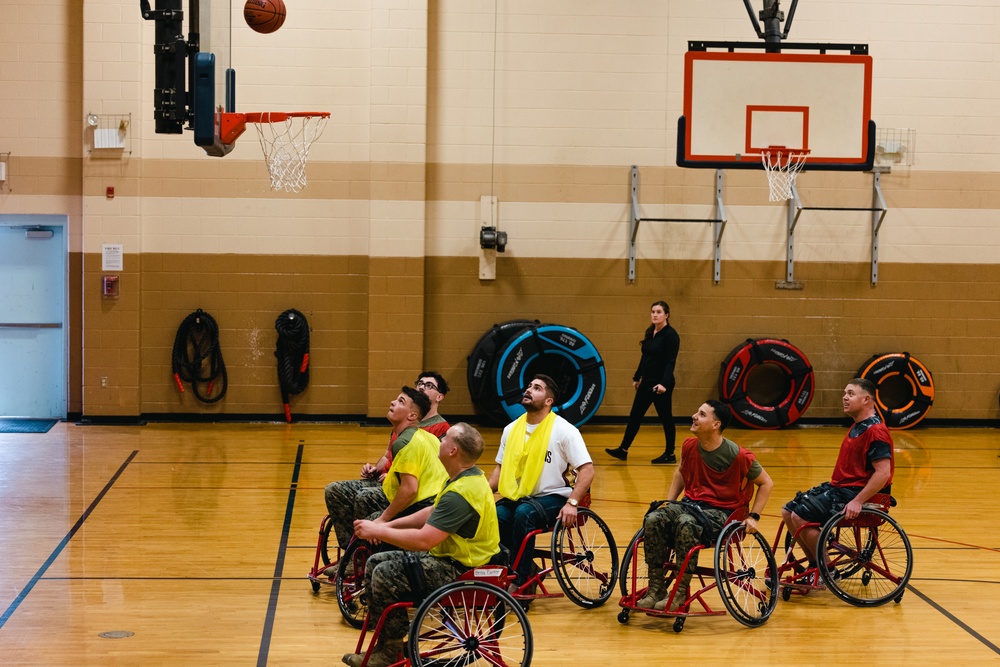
top-left (761, 149), bottom-right (808, 202)
top-left (248, 112), bottom-right (330, 193)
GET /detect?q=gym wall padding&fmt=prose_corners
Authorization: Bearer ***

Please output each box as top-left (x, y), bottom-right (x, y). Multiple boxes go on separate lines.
top-left (719, 338), bottom-right (815, 429)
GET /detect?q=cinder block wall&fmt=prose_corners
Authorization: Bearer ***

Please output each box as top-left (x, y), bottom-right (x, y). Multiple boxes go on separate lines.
top-left (2, 0), bottom-right (998, 421)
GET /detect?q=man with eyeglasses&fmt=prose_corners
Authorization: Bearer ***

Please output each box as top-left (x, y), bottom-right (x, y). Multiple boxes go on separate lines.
top-left (414, 371), bottom-right (451, 439)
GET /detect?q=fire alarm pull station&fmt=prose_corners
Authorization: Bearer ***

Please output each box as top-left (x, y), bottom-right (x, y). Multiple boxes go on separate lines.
top-left (102, 275), bottom-right (120, 298)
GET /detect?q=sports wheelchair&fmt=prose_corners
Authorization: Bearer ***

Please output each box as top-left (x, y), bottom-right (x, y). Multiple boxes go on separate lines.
top-left (308, 515), bottom-right (387, 628)
top-left (617, 505), bottom-right (778, 632)
top-left (351, 565), bottom-right (532, 667)
top-left (773, 493), bottom-right (913, 607)
top-left (504, 491), bottom-right (620, 610)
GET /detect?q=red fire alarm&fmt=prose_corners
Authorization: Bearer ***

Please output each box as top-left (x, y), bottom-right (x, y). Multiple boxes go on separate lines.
top-left (102, 275), bottom-right (120, 298)
top-left (106, 186), bottom-right (115, 199)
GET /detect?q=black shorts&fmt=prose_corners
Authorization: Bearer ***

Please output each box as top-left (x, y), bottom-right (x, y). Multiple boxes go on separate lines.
top-left (783, 482), bottom-right (861, 524)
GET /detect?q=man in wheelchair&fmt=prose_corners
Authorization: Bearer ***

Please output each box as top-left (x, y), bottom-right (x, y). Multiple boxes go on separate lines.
top-left (487, 374), bottom-right (595, 592)
top-left (344, 422), bottom-right (500, 667)
top-left (639, 400), bottom-right (773, 611)
top-left (782, 377), bottom-right (894, 571)
top-left (324, 387), bottom-right (449, 561)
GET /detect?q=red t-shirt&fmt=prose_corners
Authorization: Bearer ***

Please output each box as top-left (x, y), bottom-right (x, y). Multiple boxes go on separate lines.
top-left (831, 417), bottom-right (894, 489)
top-left (680, 437), bottom-right (757, 511)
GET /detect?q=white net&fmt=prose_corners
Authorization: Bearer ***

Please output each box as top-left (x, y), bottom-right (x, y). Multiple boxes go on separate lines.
top-left (250, 112), bottom-right (329, 193)
top-left (761, 149), bottom-right (808, 202)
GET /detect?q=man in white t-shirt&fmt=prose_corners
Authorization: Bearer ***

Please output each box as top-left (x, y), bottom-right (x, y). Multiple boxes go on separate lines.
top-left (488, 374), bottom-right (595, 589)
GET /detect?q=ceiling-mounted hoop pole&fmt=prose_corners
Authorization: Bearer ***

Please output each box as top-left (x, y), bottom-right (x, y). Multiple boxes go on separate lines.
top-left (742, 0), bottom-right (798, 43)
top-left (629, 165), bottom-right (727, 283)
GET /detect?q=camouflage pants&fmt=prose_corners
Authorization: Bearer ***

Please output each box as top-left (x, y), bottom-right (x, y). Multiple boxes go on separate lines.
top-left (643, 502), bottom-right (729, 586)
top-left (324, 478), bottom-right (389, 550)
top-left (365, 551), bottom-right (465, 644)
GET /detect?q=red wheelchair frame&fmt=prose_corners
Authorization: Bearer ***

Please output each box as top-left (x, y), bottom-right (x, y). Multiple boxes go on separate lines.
top-left (504, 492), bottom-right (619, 610)
top-left (617, 506), bottom-right (779, 632)
top-left (772, 492), bottom-right (913, 607)
top-left (351, 565), bottom-right (532, 667)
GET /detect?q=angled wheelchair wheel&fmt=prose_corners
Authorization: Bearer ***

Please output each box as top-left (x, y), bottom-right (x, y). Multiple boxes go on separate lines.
top-left (336, 539), bottom-right (374, 628)
top-left (551, 507), bottom-right (619, 608)
top-left (320, 517), bottom-right (337, 567)
top-left (409, 580), bottom-right (533, 667)
top-left (818, 508), bottom-right (913, 607)
top-left (618, 527), bottom-right (646, 599)
top-left (714, 522), bottom-right (778, 627)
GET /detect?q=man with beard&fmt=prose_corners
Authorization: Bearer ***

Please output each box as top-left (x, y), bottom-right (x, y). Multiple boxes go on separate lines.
top-left (488, 374), bottom-right (595, 591)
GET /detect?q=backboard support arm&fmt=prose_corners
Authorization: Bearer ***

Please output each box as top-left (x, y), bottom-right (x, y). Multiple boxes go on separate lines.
top-left (779, 172), bottom-right (888, 288)
top-left (629, 166), bottom-right (727, 284)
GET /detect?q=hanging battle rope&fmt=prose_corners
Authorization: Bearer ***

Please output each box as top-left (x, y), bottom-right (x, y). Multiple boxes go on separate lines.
top-left (275, 309), bottom-right (310, 422)
top-left (171, 308), bottom-right (228, 403)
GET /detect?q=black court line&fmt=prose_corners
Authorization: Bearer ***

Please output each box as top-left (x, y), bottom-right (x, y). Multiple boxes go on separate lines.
top-left (908, 584), bottom-right (1000, 656)
top-left (257, 443), bottom-right (304, 667)
top-left (0, 450), bottom-right (138, 630)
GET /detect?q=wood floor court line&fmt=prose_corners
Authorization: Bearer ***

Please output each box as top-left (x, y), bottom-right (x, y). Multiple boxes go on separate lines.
top-left (0, 450), bottom-right (137, 631)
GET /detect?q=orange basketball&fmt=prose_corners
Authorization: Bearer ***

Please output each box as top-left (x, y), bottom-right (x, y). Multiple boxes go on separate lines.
top-left (244, 0), bottom-right (286, 34)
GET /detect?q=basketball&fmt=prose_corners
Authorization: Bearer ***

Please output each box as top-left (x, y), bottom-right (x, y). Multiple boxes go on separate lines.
top-left (244, 0), bottom-right (286, 34)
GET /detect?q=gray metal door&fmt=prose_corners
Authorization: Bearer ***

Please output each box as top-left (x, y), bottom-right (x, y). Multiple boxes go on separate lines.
top-left (0, 216), bottom-right (67, 418)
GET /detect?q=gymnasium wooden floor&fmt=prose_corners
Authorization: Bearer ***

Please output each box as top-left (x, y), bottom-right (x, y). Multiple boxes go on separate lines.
top-left (1, 421), bottom-right (998, 666)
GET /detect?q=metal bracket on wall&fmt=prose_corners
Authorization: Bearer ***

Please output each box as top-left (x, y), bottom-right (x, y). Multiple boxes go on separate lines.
top-left (781, 171), bottom-right (888, 289)
top-left (629, 165), bottom-right (727, 283)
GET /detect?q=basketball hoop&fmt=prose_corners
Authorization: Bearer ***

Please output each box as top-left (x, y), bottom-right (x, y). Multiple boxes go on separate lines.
top-left (245, 112), bottom-right (330, 193)
top-left (761, 148), bottom-right (809, 202)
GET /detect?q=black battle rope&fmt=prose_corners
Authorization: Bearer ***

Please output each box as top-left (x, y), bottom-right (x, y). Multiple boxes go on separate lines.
top-left (274, 309), bottom-right (310, 422)
top-left (171, 309), bottom-right (228, 404)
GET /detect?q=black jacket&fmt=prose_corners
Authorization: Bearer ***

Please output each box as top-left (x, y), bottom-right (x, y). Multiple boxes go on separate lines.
top-left (633, 325), bottom-right (680, 388)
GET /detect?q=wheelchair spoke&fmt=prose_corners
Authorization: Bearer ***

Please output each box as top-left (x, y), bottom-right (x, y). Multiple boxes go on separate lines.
top-left (552, 508), bottom-right (619, 608)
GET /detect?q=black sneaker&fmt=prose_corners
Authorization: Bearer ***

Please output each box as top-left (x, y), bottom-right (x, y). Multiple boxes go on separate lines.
top-left (605, 447), bottom-right (628, 461)
top-left (651, 453), bottom-right (677, 464)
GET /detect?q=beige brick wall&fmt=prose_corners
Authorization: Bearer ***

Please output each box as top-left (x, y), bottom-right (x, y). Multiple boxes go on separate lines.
top-left (2, 0), bottom-right (999, 421)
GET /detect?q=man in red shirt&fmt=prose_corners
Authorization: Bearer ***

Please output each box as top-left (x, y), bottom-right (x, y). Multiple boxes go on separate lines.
top-left (638, 400), bottom-right (773, 611)
top-left (782, 378), bottom-right (894, 566)
top-left (415, 371), bottom-right (450, 438)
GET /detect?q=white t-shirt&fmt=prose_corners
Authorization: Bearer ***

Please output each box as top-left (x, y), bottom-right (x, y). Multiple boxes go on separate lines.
top-left (496, 413), bottom-right (592, 498)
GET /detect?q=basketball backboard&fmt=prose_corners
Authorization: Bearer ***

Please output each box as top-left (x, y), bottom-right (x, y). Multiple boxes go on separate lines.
top-left (193, 0), bottom-right (237, 154)
top-left (677, 49), bottom-right (874, 171)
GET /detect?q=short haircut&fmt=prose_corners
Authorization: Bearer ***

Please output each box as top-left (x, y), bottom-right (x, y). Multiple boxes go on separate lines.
top-left (849, 377), bottom-right (877, 397)
top-left (532, 374), bottom-right (560, 402)
top-left (450, 422), bottom-right (485, 463)
top-left (705, 399), bottom-right (732, 432)
top-left (401, 385), bottom-right (431, 419)
top-left (417, 370), bottom-right (449, 395)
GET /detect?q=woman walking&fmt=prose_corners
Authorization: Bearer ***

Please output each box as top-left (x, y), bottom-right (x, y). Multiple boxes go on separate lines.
top-left (606, 300), bottom-right (679, 464)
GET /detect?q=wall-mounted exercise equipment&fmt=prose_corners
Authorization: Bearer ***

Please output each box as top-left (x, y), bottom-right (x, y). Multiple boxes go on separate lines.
top-left (275, 309), bottom-right (310, 423)
top-left (856, 353), bottom-right (934, 429)
top-left (467, 321), bottom-right (606, 427)
top-left (719, 338), bottom-right (814, 429)
top-left (171, 309), bottom-right (228, 403)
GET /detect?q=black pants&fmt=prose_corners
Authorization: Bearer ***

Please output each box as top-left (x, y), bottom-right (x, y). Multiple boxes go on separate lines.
top-left (620, 381), bottom-right (675, 455)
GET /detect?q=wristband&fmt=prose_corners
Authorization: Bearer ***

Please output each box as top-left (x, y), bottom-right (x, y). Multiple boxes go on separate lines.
top-left (748, 512), bottom-right (761, 521)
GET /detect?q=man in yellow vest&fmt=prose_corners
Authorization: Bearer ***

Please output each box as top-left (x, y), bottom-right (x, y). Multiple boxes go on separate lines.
top-left (344, 422), bottom-right (500, 667)
top-left (324, 387), bottom-right (448, 558)
top-left (488, 374), bottom-right (595, 591)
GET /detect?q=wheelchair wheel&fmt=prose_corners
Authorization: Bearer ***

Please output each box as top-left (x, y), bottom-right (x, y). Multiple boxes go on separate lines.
top-left (551, 507), bottom-right (619, 608)
top-left (618, 527), bottom-right (646, 599)
top-left (409, 580), bottom-right (532, 667)
top-left (320, 517), bottom-right (337, 567)
top-left (817, 508), bottom-right (913, 607)
top-left (714, 522), bottom-right (778, 627)
top-left (336, 539), bottom-right (374, 628)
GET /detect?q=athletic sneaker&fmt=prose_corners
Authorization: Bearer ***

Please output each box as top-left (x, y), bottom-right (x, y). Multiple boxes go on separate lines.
top-left (651, 453), bottom-right (677, 464)
top-left (605, 447), bottom-right (628, 461)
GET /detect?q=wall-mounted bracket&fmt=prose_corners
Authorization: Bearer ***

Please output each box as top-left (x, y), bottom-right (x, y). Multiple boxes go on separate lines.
top-left (629, 166), bottom-right (727, 283)
top-left (781, 171), bottom-right (888, 288)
